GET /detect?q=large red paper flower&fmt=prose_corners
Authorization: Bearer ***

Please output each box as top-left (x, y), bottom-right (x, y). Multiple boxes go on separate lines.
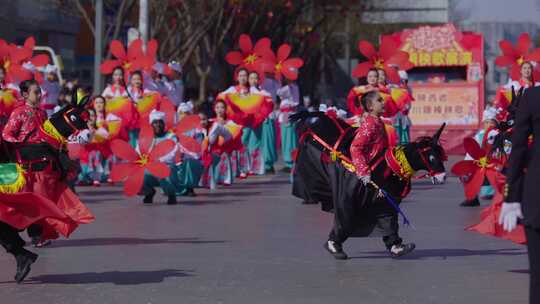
top-left (136, 93), bottom-right (176, 130)
top-left (221, 92), bottom-right (273, 129)
top-left (264, 43), bottom-right (304, 81)
top-left (110, 135), bottom-right (175, 196)
top-left (451, 137), bottom-right (501, 200)
top-left (22, 54), bottom-right (50, 84)
top-left (495, 33), bottom-right (540, 81)
top-left (0, 37), bottom-right (35, 83)
top-left (352, 37), bottom-right (412, 83)
top-left (225, 34), bottom-right (273, 74)
top-left (100, 39), bottom-right (145, 79)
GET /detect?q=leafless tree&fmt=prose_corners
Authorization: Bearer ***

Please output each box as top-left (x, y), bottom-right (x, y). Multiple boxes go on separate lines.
top-left (55, 0), bottom-right (137, 58)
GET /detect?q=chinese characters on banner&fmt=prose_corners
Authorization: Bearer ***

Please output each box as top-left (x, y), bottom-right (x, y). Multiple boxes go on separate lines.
top-left (408, 51), bottom-right (473, 66)
top-left (409, 85), bottom-right (479, 126)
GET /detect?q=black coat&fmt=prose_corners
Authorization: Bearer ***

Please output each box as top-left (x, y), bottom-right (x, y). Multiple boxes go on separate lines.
top-left (292, 141), bottom-right (405, 238)
top-left (506, 86), bottom-right (540, 228)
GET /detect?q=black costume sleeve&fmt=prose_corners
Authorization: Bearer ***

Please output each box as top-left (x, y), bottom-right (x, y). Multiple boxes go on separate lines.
top-left (505, 89), bottom-right (533, 202)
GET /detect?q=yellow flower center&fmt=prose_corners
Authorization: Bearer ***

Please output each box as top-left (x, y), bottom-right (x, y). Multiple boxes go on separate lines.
top-left (517, 56), bottom-right (525, 66)
top-left (123, 62), bottom-right (132, 70)
top-left (374, 58), bottom-right (384, 69)
top-left (136, 154), bottom-right (149, 166)
top-left (275, 61), bottom-right (283, 72)
top-left (476, 156), bottom-right (489, 168)
top-left (244, 54), bottom-right (258, 65)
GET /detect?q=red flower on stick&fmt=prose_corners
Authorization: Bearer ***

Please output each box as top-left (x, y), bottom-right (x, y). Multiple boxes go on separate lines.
top-left (451, 138), bottom-right (501, 200)
top-left (225, 34), bottom-right (273, 74)
top-left (100, 39), bottom-right (145, 80)
top-left (0, 37), bottom-right (35, 83)
top-left (352, 37), bottom-right (412, 83)
top-left (110, 133), bottom-right (175, 196)
top-left (140, 39), bottom-right (158, 73)
top-left (264, 43), bottom-right (304, 81)
top-left (495, 33), bottom-right (540, 81)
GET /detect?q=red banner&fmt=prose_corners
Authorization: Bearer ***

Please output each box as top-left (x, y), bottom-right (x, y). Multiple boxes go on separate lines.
top-left (382, 24), bottom-right (485, 154)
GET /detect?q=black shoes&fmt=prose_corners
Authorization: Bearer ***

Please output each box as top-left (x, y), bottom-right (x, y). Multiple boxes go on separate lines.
top-left (15, 249), bottom-right (38, 284)
top-left (302, 200), bottom-right (318, 205)
top-left (324, 240), bottom-right (348, 260)
top-left (143, 189), bottom-right (156, 204)
top-left (144, 190), bottom-right (178, 205)
top-left (185, 188), bottom-right (197, 197)
top-left (265, 167), bottom-right (275, 174)
top-left (460, 197), bottom-right (480, 207)
top-left (389, 243), bottom-right (416, 258)
top-left (280, 167), bottom-right (292, 173)
top-left (167, 195), bottom-right (177, 205)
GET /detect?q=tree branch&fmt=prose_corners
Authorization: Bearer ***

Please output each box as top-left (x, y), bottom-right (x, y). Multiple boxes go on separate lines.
top-left (74, 0), bottom-right (95, 37)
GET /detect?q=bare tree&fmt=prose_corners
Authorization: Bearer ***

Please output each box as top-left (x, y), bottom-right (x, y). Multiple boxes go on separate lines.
top-left (150, 0), bottom-right (238, 101)
top-left (55, 0), bottom-right (137, 58)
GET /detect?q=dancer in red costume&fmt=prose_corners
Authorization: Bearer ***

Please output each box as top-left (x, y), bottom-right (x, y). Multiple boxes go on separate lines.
top-left (325, 91), bottom-right (416, 260)
top-left (0, 80), bottom-right (94, 283)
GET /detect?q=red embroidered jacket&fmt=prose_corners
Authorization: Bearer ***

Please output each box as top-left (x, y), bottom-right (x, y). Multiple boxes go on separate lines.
top-left (350, 114), bottom-right (388, 177)
top-left (2, 103), bottom-right (47, 144)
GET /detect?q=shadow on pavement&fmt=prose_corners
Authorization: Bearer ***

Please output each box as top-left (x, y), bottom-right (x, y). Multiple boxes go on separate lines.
top-left (179, 199), bottom-right (242, 205)
top-left (242, 179), bottom-right (290, 186)
top-left (81, 198), bottom-right (125, 204)
top-left (201, 191), bottom-right (261, 197)
top-left (350, 248), bottom-right (526, 260)
top-left (509, 269), bottom-right (529, 274)
top-left (22, 269), bottom-right (194, 285)
top-left (77, 190), bottom-right (125, 196)
top-left (48, 237), bottom-right (228, 248)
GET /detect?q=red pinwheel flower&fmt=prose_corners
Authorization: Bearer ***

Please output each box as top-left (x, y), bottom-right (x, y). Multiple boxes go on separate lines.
top-left (0, 37), bottom-right (35, 83)
top-left (110, 135), bottom-right (175, 196)
top-left (451, 138), bottom-right (501, 200)
top-left (495, 33), bottom-right (540, 81)
top-left (352, 37), bottom-right (412, 83)
top-left (225, 34), bottom-right (273, 74)
top-left (140, 39), bottom-right (158, 73)
top-left (265, 43), bottom-right (304, 81)
top-left (22, 53), bottom-right (50, 84)
top-left (100, 39), bottom-right (145, 79)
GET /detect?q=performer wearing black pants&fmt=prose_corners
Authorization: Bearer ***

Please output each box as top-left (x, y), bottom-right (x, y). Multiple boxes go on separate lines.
top-left (500, 86), bottom-right (540, 304)
top-left (0, 221), bottom-right (38, 283)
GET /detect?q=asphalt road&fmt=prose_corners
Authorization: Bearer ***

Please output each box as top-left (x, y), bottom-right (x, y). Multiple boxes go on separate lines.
top-left (0, 171), bottom-right (528, 304)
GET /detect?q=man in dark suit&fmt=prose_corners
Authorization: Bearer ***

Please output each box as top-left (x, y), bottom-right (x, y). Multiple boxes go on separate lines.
top-left (500, 85), bottom-right (540, 304)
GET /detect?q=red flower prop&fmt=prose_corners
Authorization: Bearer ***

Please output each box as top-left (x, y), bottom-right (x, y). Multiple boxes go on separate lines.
top-left (225, 34), bottom-right (273, 74)
top-left (110, 136), bottom-right (175, 196)
top-left (140, 39), bottom-right (158, 72)
top-left (176, 114), bottom-right (201, 135)
top-left (221, 92), bottom-right (273, 129)
top-left (495, 33), bottom-right (540, 81)
top-left (352, 37), bottom-right (412, 83)
top-left (136, 93), bottom-right (176, 130)
top-left (263, 43), bottom-right (304, 81)
top-left (0, 37), bottom-right (35, 83)
top-left (105, 96), bottom-right (140, 130)
top-left (451, 137), bottom-right (501, 200)
top-left (100, 39), bottom-right (145, 80)
top-left (346, 85), bottom-right (401, 117)
top-left (22, 54), bottom-right (50, 84)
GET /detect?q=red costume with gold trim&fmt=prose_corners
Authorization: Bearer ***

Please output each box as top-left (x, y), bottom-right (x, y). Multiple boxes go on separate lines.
top-left (2, 103), bottom-right (94, 240)
top-left (350, 114), bottom-right (389, 177)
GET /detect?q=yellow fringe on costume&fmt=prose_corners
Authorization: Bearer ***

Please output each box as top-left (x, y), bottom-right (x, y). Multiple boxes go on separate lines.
top-left (393, 146), bottom-right (414, 179)
top-left (0, 164), bottom-right (26, 194)
top-left (42, 120), bottom-right (67, 145)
